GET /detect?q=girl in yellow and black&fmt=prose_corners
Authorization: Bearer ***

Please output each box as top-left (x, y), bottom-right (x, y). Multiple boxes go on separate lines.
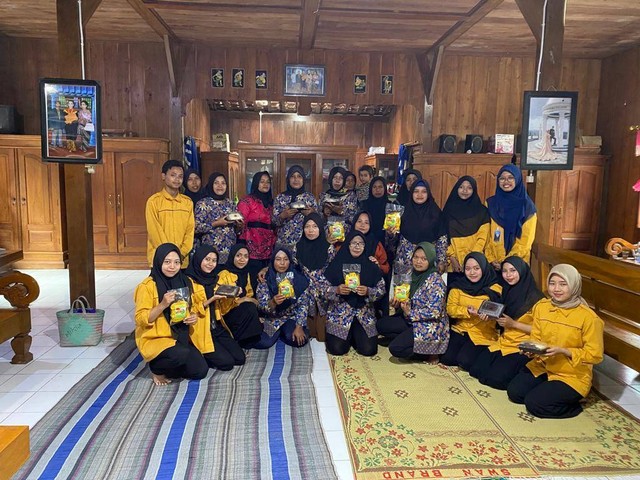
top-left (215, 244), bottom-right (264, 348)
top-left (441, 252), bottom-right (502, 371)
top-left (485, 164), bottom-right (537, 269)
top-left (507, 264), bottom-right (604, 418)
top-left (134, 243), bottom-right (220, 386)
top-left (442, 176), bottom-right (490, 272)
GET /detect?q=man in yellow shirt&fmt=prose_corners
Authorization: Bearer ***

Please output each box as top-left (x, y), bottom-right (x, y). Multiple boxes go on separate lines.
top-left (145, 160), bottom-right (195, 267)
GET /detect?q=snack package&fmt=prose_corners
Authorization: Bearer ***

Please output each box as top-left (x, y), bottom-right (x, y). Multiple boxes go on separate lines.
top-left (392, 270), bottom-right (411, 302)
top-left (327, 216), bottom-right (346, 242)
top-left (169, 287), bottom-right (191, 323)
top-left (383, 203), bottom-right (404, 231)
top-left (277, 272), bottom-right (295, 299)
top-left (343, 264), bottom-right (361, 290)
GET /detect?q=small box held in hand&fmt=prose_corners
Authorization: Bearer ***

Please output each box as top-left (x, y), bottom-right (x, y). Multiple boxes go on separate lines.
top-left (477, 300), bottom-right (505, 318)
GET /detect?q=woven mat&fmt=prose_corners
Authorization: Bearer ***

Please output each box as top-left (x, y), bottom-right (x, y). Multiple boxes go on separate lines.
top-left (330, 347), bottom-right (640, 479)
top-left (16, 336), bottom-right (337, 480)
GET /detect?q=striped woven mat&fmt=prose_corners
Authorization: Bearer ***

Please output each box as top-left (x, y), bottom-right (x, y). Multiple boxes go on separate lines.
top-left (16, 337), bottom-right (337, 480)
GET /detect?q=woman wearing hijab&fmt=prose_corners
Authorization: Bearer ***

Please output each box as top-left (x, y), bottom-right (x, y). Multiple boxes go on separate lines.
top-left (360, 176), bottom-right (390, 246)
top-left (195, 173), bottom-right (239, 263)
top-left (469, 256), bottom-right (544, 389)
top-left (272, 165), bottom-right (318, 253)
top-left (134, 243), bottom-right (213, 386)
top-left (396, 169), bottom-right (422, 207)
top-left (485, 164), bottom-right (537, 269)
top-left (507, 264), bottom-right (604, 418)
top-left (442, 176), bottom-right (490, 272)
top-left (344, 171), bottom-right (357, 192)
top-left (215, 244), bottom-right (264, 348)
top-left (185, 244), bottom-right (246, 367)
top-left (319, 166), bottom-right (359, 228)
top-left (351, 211), bottom-right (390, 275)
top-left (320, 230), bottom-right (386, 356)
top-left (238, 171), bottom-right (277, 292)
top-left (377, 242), bottom-right (449, 360)
top-left (255, 247), bottom-right (311, 348)
top-left (441, 252), bottom-right (502, 370)
top-left (183, 169), bottom-right (205, 207)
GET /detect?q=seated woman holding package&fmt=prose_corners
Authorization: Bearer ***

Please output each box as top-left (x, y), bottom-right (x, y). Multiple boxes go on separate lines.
top-left (507, 264), bottom-right (604, 419)
top-left (255, 247), bottom-right (311, 349)
top-left (377, 242), bottom-right (449, 361)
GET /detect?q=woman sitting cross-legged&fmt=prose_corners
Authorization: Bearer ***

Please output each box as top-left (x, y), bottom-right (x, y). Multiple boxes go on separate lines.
top-left (320, 231), bottom-right (386, 356)
top-left (507, 264), bottom-right (604, 419)
top-left (134, 243), bottom-right (217, 386)
top-left (440, 252), bottom-right (502, 370)
top-left (469, 256), bottom-right (544, 389)
top-left (214, 244), bottom-right (264, 349)
top-left (255, 247), bottom-right (311, 349)
top-left (184, 244), bottom-right (246, 367)
top-left (377, 242), bottom-right (449, 361)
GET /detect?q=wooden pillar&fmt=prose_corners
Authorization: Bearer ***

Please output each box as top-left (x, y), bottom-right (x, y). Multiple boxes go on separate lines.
top-left (56, 0), bottom-right (96, 306)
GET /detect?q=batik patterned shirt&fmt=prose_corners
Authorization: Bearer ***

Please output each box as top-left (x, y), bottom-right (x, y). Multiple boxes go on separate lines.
top-left (405, 273), bottom-right (449, 354)
top-left (272, 192), bottom-right (319, 252)
top-left (256, 282), bottom-right (310, 337)
top-left (194, 197), bottom-right (236, 263)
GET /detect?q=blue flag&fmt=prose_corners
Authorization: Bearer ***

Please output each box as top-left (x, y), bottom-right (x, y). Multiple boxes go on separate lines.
top-left (184, 136), bottom-right (200, 174)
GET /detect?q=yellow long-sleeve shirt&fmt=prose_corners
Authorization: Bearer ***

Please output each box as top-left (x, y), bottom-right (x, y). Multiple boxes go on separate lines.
top-left (488, 310), bottom-right (534, 355)
top-left (485, 212), bottom-right (537, 265)
top-left (213, 269), bottom-right (255, 319)
top-left (133, 277), bottom-right (213, 362)
top-left (145, 189), bottom-right (195, 267)
top-left (447, 284), bottom-right (502, 346)
top-left (525, 298), bottom-right (604, 397)
top-left (446, 223), bottom-right (491, 269)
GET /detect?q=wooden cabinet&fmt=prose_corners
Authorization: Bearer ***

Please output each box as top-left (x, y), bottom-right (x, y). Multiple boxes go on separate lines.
top-left (200, 151), bottom-right (240, 201)
top-left (0, 147), bottom-right (21, 251)
top-left (364, 153), bottom-right (399, 185)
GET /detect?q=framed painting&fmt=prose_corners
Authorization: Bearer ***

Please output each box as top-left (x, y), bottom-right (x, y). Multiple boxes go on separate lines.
top-left (354, 74), bottom-right (366, 94)
top-left (284, 64), bottom-right (325, 97)
top-left (211, 68), bottom-right (224, 88)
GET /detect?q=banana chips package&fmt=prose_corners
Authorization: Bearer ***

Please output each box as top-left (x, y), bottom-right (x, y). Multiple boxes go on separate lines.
top-left (383, 204), bottom-right (404, 231)
top-left (169, 287), bottom-right (191, 323)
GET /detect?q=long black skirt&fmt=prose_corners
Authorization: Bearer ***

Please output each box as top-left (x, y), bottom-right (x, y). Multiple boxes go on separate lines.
top-left (222, 301), bottom-right (263, 348)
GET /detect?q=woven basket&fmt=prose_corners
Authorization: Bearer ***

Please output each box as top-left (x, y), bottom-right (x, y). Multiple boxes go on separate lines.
top-left (56, 296), bottom-right (104, 347)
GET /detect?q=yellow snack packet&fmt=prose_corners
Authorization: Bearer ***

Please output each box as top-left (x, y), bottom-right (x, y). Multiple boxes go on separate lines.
top-left (170, 300), bottom-right (188, 323)
top-left (394, 284), bottom-right (410, 302)
top-left (383, 211), bottom-right (401, 231)
top-left (344, 272), bottom-right (360, 290)
top-left (278, 278), bottom-right (295, 298)
top-left (328, 222), bottom-right (345, 242)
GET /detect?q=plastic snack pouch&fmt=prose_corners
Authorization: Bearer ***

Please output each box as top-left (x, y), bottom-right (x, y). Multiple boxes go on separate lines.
top-left (277, 272), bottom-right (295, 299)
top-left (392, 270), bottom-right (411, 302)
top-left (383, 203), bottom-right (404, 231)
top-left (327, 216), bottom-right (346, 242)
top-left (169, 287), bottom-right (191, 323)
top-left (343, 264), bottom-right (361, 290)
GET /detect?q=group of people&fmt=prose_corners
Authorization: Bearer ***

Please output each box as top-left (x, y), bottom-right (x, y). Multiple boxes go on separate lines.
top-left (48, 98), bottom-right (93, 152)
top-left (137, 159), bottom-right (604, 419)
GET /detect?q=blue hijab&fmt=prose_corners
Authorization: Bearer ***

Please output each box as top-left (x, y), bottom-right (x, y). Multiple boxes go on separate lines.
top-left (265, 247), bottom-right (310, 313)
top-left (486, 164), bottom-right (536, 254)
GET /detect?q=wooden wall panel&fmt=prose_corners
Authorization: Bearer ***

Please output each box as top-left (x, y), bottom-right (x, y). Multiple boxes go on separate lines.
top-left (184, 99), bottom-right (212, 152)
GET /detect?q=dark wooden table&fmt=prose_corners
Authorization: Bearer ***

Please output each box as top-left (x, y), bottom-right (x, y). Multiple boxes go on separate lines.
top-left (0, 250), bottom-right (23, 273)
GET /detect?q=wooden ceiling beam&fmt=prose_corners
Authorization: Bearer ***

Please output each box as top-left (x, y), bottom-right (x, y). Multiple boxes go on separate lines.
top-left (416, 45), bottom-right (444, 105)
top-left (299, 0), bottom-right (321, 49)
top-left (514, 0), bottom-right (543, 43)
top-left (319, 8), bottom-right (466, 22)
top-left (164, 34), bottom-right (177, 97)
top-left (127, 0), bottom-right (176, 39)
top-left (143, 1), bottom-right (300, 15)
top-left (81, 0), bottom-right (104, 27)
top-left (538, 0), bottom-right (566, 90)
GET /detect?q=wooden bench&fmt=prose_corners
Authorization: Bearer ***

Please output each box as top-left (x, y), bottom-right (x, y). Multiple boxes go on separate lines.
top-left (0, 271), bottom-right (40, 364)
top-left (532, 243), bottom-right (640, 373)
top-left (0, 426), bottom-right (29, 480)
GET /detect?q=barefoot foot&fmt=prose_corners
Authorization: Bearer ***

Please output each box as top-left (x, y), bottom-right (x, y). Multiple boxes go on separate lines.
top-left (152, 373), bottom-right (171, 386)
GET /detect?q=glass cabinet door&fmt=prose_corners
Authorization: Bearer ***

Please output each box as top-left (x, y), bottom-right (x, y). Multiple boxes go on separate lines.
top-left (245, 154), bottom-right (275, 196)
top-left (321, 158), bottom-right (349, 192)
top-left (282, 154), bottom-right (313, 195)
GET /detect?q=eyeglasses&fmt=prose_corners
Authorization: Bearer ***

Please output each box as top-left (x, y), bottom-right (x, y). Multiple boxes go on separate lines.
top-left (498, 175), bottom-right (515, 182)
top-left (351, 242), bottom-right (365, 247)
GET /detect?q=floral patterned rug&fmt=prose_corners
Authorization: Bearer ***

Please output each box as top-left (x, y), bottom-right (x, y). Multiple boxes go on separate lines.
top-left (329, 347), bottom-right (640, 479)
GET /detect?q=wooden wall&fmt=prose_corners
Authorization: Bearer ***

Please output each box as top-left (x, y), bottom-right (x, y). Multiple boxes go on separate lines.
top-left (597, 46), bottom-right (640, 244)
top-left (184, 98), bottom-right (212, 152)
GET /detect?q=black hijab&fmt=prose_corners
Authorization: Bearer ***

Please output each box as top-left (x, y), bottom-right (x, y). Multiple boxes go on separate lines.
top-left (184, 244), bottom-right (219, 300)
top-left (324, 230), bottom-right (383, 308)
top-left (344, 171), bottom-right (357, 191)
top-left (399, 179), bottom-right (446, 244)
top-left (326, 166), bottom-right (347, 195)
top-left (265, 247), bottom-right (310, 313)
top-left (285, 165), bottom-right (306, 200)
top-left (442, 175), bottom-right (490, 239)
top-left (250, 171), bottom-right (273, 208)
top-left (182, 169), bottom-right (205, 204)
top-left (500, 256), bottom-right (544, 320)
top-left (447, 252), bottom-right (501, 302)
top-left (296, 213), bottom-right (330, 271)
top-left (351, 210), bottom-right (379, 257)
top-left (204, 172), bottom-right (228, 201)
top-left (397, 169), bottom-right (422, 206)
top-left (361, 176), bottom-right (388, 243)
top-left (223, 244), bottom-right (251, 296)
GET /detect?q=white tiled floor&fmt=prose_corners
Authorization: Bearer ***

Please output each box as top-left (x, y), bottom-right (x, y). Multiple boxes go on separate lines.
top-left (1, 269), bottom-right (640, 480)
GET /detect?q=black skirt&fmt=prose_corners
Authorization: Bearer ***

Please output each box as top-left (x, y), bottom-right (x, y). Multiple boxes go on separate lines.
top-left (222, 301), bottom-right (263, 343)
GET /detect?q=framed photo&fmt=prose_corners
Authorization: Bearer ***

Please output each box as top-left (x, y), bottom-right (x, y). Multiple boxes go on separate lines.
top-left (284, 64), bottom-right (325, 97)
top-left (232, 68), bottom-right (244, 88)
top-left (211, 68), bottom-right (224, 88)
top-left (39, 78), bottom-right (102, 164)
top-left (521, 91), bottom-right (578, 170)
top-left (255, 70), bottom-right (267, 89)
top-left (381, 75), bottom-right (393, 95)
top-left (354, 74), bottom-right (366, 94)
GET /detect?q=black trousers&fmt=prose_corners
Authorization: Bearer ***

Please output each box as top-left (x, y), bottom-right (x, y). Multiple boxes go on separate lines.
top-left (470, 349), bottom-right (530, 390)
top-left (212, 325), bottom-right (246, 365)
top-left (326, 318), bottom-right (378, 357)
top-left (253, 319), bottom-right (309, 349)
top-left (149, 342), bottom-right (208, 380)
top-left (439, 329), bottom-right (487, 370)
top-left (507, 369), bottom-right (584, 418)
top-left (377, 314), bottom-right (415, 358)
top-left (222, 302), bottom-right (263, 348)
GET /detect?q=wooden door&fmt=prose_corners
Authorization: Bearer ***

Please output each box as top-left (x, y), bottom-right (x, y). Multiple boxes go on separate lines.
top-left (91, 151), bottom-right (118, 253)
top-left (418, 164), bottom-right (465, 207)
top-left (114, 152), bottom-right (163, 253)
top-left (0, 148), bottom-right (21, 250)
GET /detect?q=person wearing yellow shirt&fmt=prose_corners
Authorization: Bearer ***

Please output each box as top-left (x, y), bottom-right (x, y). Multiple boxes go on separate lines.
top-left (442, 176), bottom-right (490, 272)
top-left (485, 164), bottom-right (537, 269)
top-left (134, 243), bottom-right (234, 386)
top-left (469, 256), bottom-right (545, 389)
top-left (441, 252), bottom-right (502, 370)
top-left (145, 160), bottom-right (195, 268)
top-left (507, 264), bottom-right (604, 418)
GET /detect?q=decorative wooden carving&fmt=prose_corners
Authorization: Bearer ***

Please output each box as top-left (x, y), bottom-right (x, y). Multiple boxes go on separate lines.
top-left (0, 271), bottom-right (40, 308)
top-left (605, 237), bottom-right (636, 258)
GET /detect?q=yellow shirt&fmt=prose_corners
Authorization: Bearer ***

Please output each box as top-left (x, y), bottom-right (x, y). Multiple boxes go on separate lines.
top-left (447, 284), bottom-right (502, 346)
top-left (133, 277), bottom-right (213, 362)
top-left (485, 212), bottom-right (537, 265)
top-left (145, 189), bottom-right (195, 267)
top-left (489, 310), bottom-right (534, 355)
top-left (526, 298), bottom-right (604, 397)
top-left (213, 269), bottom-right (255, 319)
top-left (446, 223), bottom-right (490, 269)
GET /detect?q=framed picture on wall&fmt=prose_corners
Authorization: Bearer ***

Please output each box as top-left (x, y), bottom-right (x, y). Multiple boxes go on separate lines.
top-left (521, 90), bottom-right (578, 170)
top-left (381, 75), bottom-right (393, 95)
top-left (354, 75), bottom-right (366, 94)
top-left (256, 70), bottom-right (267, 89)
top-left (211, 68), bottom-right (224, 88)
top-left (284, 64), bottom-right (325, 96)
top-left (232, 68), bottom-right (245, 88)
top-left (39, 78), bottom-right (102, 164)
